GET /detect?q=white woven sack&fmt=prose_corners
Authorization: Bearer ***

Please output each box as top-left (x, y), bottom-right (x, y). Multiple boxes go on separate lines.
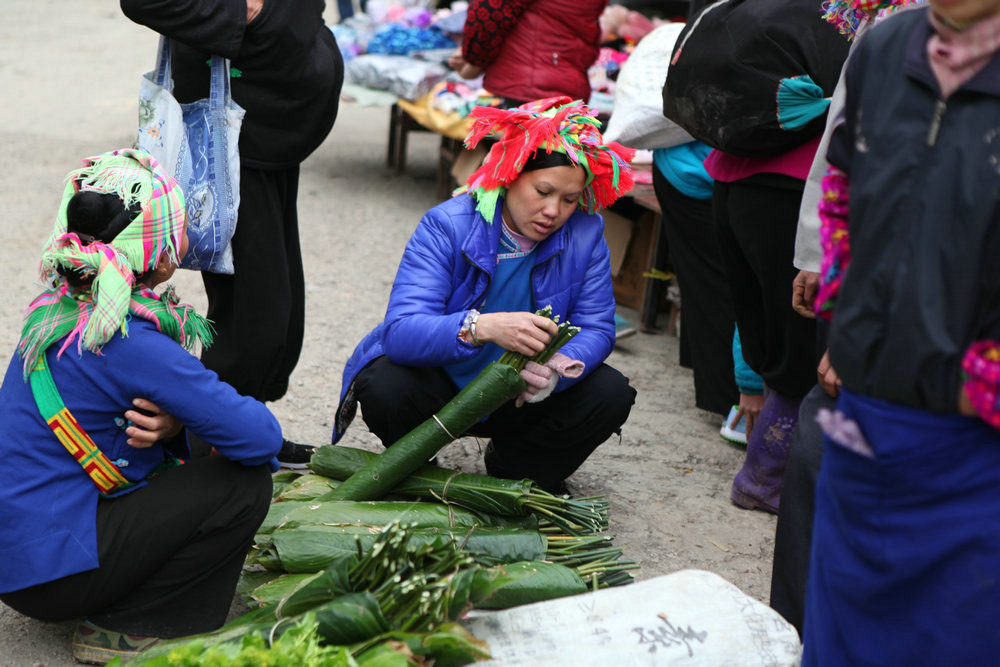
top-left (463, 569), bottom-right (802, 666)
top-left (604, 23), bottom-right (693, 150)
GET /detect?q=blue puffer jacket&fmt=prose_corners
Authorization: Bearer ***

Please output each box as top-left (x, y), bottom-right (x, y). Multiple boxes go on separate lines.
top-left (333, 193), bottom-right (617, 442)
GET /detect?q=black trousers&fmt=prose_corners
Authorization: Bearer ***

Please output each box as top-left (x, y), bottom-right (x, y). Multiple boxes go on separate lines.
top-left (712, 175), bottom-right (817, 400)
top-left (0, 457), bottom-right (272, 638)
top-left (201, 165), bottom-right (304, 402)
top-left (353, 356), bottom-right (637, 492)
top-left (653, 167), bottom-right (738, 417)
top-left (769, 322), bottom-right (831, 636)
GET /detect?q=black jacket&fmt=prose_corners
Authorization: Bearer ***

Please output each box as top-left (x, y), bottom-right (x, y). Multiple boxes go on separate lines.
top-left (122, 0), bottom-right (344, 169)
top-left (827, 7), bottom-right (1000, 412)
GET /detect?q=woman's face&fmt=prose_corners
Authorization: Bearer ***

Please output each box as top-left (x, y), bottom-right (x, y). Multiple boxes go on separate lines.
top-left (930, 0), bottom-right (1000, 27)
top-left (144, 220), bottom-right (188, 288)
top-left (501, 165), bottom-right (586, 242)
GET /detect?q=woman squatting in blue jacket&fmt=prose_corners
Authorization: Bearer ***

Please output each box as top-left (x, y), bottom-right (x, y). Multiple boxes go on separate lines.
top-left (0, 150), bottom-right (282, 664)
top-left (333, 98), bottom-right (638, 494)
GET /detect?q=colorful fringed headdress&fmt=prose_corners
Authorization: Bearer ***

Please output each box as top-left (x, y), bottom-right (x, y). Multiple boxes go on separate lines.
top-left (457, 97), bottom-right (636, 223)
top-left (18, 148), bottom-right (212, 377)
top-left (821, 0), bottom-right (920, 39)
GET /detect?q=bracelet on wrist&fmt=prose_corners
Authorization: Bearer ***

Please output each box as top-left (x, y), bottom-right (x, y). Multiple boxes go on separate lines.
top-left (459, 309), bottom-right (483, 346)
top-left (470, 314), bottom-right (482, 346)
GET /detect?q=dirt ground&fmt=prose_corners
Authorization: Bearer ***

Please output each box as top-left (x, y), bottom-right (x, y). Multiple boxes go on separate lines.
top-left (0, 2), bottom-right (777, 664)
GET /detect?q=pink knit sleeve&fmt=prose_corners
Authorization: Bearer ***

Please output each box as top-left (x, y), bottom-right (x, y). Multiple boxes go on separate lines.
top-left (814, 166), bottom-right (851, 321)
top-left (962, 341), bottom-right (1000, 430)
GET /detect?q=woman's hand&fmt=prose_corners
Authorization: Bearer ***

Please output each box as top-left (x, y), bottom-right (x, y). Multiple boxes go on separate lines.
top-left (958, 385), bottom-right (978, 417)
top-left (735, 392), bottom-right (764, 436)
top-left (125, 398), bottom-right (182, 448)
top-left (474, 311), bottom-right (559, 356)
top-left (446, 51), bottom-right (483, 79)
top-left (792, 270), bottom-right (819, 319)
top-left (247, 0), bottom-right (264, 23)
top-left (817, 349), bottom-right (842, 398)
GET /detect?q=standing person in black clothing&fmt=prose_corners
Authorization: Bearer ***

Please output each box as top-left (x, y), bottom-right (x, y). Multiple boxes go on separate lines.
top-left (121, 0), bottom-right (344, 466)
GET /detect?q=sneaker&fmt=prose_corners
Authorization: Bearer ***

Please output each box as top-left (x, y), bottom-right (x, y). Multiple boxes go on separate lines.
top-left (277, 439), bottom-right (316, 470)
top-left (614, 313), bottom-right (638, 340)
top-left (720, 405), bottom-right (748, 446)
top-left (72, 620), bottom-right (161, 665)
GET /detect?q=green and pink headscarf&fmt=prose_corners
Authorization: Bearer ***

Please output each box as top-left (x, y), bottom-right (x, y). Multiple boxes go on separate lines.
top-left (457, 97), bottom-right (636, 223)
top-left (18, 148), bottom-right (212, 377)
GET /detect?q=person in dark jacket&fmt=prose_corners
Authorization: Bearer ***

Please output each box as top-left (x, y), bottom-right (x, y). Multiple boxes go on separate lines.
top-left (0, 150), bottom-right (281, 665)
top-left (448, 0), bottom-right (607, 107)
top-left (803, 0), bottom-right (1000, 662)
top-left (120, 0), bottom-right (344, 465)
top-left (333, 98), bottom-right (637, 493)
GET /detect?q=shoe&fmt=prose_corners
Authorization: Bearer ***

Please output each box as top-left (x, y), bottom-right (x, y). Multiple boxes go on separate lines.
top-left (277, 439), bottom-right (316, 470)
top-left (72, 620), bottom-right (161, 665)
top-left (719, 405), bottom-right (748, 446)
top-left (730, 390), bottom-right (800, 514)
top-left (614, 313), bottom-right (637, 340)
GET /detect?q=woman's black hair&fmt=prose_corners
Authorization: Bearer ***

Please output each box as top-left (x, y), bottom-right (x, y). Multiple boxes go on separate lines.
top-left (58, 188), bottom-right (148, 287)
top-left (522, 150), bottom-right (577, 173)
top-left (65, 190), bottom-right (139, 243)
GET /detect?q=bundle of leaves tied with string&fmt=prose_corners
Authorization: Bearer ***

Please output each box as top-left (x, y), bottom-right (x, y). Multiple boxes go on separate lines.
top-left (310, 445), bottom-right (609, 536)
top-left (124, 521), bottom-right (497, 666)
top-left (326, 305), bottom-right (580, 503)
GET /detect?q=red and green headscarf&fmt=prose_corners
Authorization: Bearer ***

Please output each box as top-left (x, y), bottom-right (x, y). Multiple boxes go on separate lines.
top-left (822, 0), bottom-right (920, 38)
top-left (18, 148), bottom-right (212, 378)
top-left (456, 97), bottom-right (637, 223)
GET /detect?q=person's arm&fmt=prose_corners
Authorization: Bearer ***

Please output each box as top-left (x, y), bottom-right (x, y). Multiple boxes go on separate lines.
top-left (120, 0), bottom-right (249, 58)
top-left (380, 207), bottom-right (492, 367)
top-left (118, 327), bottom-right (282, 466)
top-left (549, 221), bottom-right (617, 392)
top-left (461, 0), bottom-right (534, 69)
top-left (732, 327), bottom-right (763, 434)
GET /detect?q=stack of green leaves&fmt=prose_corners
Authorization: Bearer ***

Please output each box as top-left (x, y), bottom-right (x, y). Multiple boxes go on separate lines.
top-left (126, 522), bottom-right (498, 666)
top-left (310, 445), bottom-right (608, 536)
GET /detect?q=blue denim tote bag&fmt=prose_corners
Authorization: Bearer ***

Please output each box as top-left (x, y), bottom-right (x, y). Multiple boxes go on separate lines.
top-left (137, 36), bottom-right (245, 274)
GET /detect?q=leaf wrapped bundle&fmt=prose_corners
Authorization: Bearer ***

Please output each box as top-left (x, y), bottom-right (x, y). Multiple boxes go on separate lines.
top-left (326, 362), bottom-right (526, 502)
top-left (475, 561), bottom-right (588, 609)
top-left (312, 445), bottom-right (609, 535)
top-left (271, 524), bottom-right (547, 573)
top-left (276, 499), bottom-right (532, 533)
top-left (276, 473), bottom-right (339, 501)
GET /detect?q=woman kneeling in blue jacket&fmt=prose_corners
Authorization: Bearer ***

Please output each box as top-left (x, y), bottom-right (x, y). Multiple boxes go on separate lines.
top-left (334, 97), bottom-right (638, 494)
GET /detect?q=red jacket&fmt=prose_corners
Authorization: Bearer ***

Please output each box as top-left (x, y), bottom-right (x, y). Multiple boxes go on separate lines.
top-left (463, 0), bottom-right (606, 104)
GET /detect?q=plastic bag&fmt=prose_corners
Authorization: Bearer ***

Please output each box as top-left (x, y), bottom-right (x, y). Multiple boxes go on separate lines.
top-left (603, 23), bottom-right (692, 150)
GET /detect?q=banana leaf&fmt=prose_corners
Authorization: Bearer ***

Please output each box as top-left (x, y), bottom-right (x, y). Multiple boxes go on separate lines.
top-left (474, 561), bottom-right (587, 609)
top-left (250, 572), bottom-right (321, 608)
top-left (258, 500), bottom-right (312, 534)
top-left (272, 524), bottom-right (546, 573)
top-left (278, 473), bottom-right (339, 501)
top-left (354, 623), bottom-right (490, 667)
top-left (271, 470), bottom-right (304, 499)
top-left (277, 499), bottom-right (533, 532)
top-left (277, 557), bottom-right (354, 618)
top-left (326, 362), bottom-right (526, 502)
top-left (312, 592), bottom-right (391, 646)
top-left (313, 446), bottom-right (534, 516)
top-left (312, 445), bottom-right (608, 535)
top-left (270, 527), bottom-right (361, 573)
